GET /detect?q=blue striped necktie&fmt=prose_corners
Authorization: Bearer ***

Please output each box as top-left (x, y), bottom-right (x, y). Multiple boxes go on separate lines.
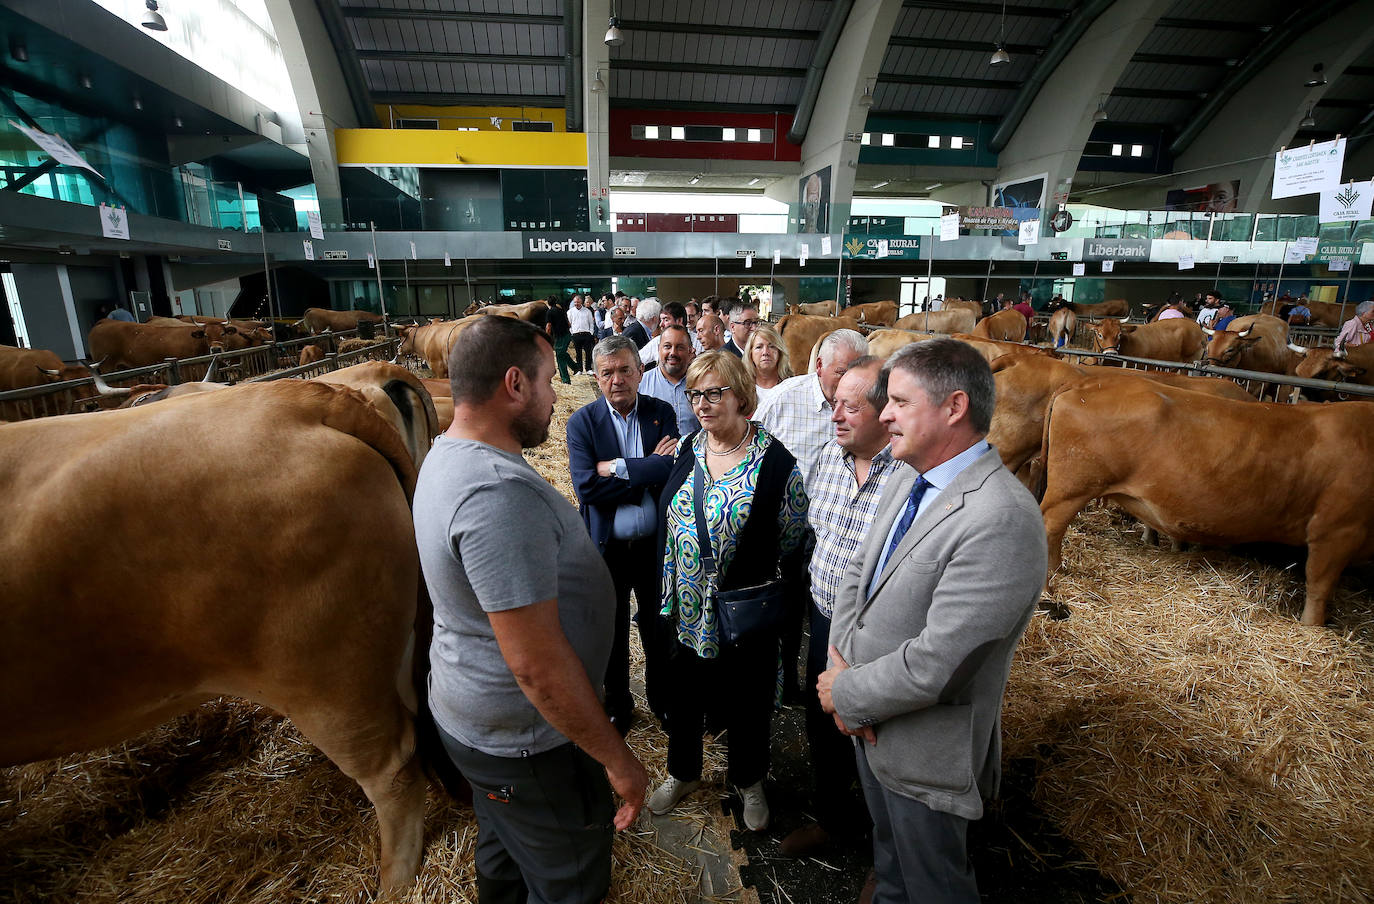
top-left (883, 476), bottom-right (933, 565)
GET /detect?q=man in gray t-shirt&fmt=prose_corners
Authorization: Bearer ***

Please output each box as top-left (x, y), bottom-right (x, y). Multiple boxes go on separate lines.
top-left (413, 317), bottom-right (647, 904)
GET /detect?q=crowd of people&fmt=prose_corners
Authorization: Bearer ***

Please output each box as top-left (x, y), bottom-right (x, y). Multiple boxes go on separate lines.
top-left (413, 303), bottom-right (1049, 904)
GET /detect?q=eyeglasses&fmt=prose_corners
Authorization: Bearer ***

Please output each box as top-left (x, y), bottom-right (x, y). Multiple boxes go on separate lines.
top-left (732, 318), bottom-right (761, 329)
top-left (685, 386), bottom-right (732, 404)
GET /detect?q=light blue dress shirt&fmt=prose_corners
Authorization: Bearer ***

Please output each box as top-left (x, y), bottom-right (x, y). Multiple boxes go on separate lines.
top-left (606, 398), bottom-right (659, 540)
top-left (639, 367), bottom-right (700, 435)
top-left (867, 440), bottom-right (990, 598)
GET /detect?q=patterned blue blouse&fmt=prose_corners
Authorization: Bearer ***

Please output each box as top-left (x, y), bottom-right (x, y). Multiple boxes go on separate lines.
top-left (660, 423), bottom-right (810, 658)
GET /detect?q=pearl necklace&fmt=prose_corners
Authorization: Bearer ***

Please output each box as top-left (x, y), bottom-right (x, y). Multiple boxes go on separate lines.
top-left (707, 423), bottom-right (752, 456)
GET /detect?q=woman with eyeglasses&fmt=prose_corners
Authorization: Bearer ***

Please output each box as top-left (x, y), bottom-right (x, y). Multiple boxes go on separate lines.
top-left (742, 324), bottom-right (793, 413)
top-left (646, 350), bottom-right (810, 833)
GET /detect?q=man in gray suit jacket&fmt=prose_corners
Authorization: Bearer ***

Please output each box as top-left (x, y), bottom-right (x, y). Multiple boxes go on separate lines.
top-left (818, 338), bottom-right (1047, 904)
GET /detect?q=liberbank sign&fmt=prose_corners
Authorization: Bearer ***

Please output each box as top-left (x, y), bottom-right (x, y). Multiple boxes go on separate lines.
top-left (521, 232), bottom-right (612, 258)
top-left (1082, 238), bottom-right (1151, 262)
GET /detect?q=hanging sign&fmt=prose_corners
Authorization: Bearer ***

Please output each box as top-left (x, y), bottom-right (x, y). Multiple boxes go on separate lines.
top-left (1072, 263), bottom-right (1086, 276)
top-left (306, 210), bottom-right (324, 240)
top-left (98, 203), bottom-right (129, 240)
top-left (303, 240), bottom-right (315, 261)
top-left (959, 206), bottom-right (1018, 230)
top-left (772, 249), bottom-right (781, 265)
top-left (1273, 138), bottom-right (1346, 199)
top-left (444, 252), bottom-right (451, 266)
top-left (410, 241), bottom-right (418, 260)
top-left (1178, 255), bottom-right (1195, 271)
top-left (367, 253), bottom-right (376, 269)
top-left (11, 120), bottom-right (102, 177)
top-left (842, 235), bottom-right (921, 259)
top-left (1320, 181), bottom-right (1373, 223)
top-left (821, 236), bottom-right (833, 256)
top-left (940, 212), bottom-right (960, 242)
top-left (1018, 218), bottom-right (1040, 246)
top-left (1102, 260), bottom-right (1115, 273)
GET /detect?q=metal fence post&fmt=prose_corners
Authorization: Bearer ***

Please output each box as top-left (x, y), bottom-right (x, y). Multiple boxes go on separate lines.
top-left (165, 357), bottom-right (182, 385)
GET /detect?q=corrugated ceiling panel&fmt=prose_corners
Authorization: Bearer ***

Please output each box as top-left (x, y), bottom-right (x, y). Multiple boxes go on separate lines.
top-left (1138, 27), bottom-right (1253, 59)
top-left (1108, 96), bottom-right (1194, 124)
top-left (1164, 0), bottom-right (1286, 23)
top-left (1116, 61), bottom-right (1214, 94)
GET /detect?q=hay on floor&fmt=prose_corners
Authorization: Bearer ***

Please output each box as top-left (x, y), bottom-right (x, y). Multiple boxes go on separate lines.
top-left (1005, 505), bottom-right (1374, 904)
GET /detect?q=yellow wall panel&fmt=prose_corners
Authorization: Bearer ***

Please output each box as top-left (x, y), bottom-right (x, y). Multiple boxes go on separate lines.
top-left (335, 128), bottom-right (587, 168)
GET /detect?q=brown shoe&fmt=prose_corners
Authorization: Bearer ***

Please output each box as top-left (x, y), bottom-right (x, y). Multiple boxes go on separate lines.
top-left (856, 869), bottom-right (877, 904)
top-left (779, 821), bottom-right (831, 858)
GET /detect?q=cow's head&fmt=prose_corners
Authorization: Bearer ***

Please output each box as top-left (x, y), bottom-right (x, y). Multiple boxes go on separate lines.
top-left (1090, 316), bottom-right (1132, 354)
top-left (1201, 325), bottom-right (1257, 367)
top-left (1292, 345), bottom-right (1366, 382)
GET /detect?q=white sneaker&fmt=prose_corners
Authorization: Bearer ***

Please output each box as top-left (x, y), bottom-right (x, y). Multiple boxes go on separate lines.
top-left (647, 777), bottom-right (701, 815)
top-left (738, 781), bottom-right (769, 831)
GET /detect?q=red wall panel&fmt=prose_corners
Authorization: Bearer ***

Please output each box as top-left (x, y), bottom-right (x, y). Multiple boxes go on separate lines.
top-left (608, 110), bottom-right (802, 162)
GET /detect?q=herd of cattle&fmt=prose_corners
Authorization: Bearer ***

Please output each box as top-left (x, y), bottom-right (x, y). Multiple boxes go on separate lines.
top-left (1, 293), bottom-right (1370, 894)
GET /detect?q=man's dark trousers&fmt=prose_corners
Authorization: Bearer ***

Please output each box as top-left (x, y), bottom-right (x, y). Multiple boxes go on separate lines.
top-left (603, 534), bottom-right (669, 725)
top-left (806, 604), bottom-right (871, 835)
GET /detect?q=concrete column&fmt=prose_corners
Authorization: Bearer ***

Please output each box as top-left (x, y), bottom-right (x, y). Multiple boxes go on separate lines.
top-left (1173, 8), bottom-right (1374, 212)
top-left (992, 0), bottom-right (1173, 220)
top-left (11, 264), bottom-right (82, 359)
top-left (265, 0), bottom-right (362, 229)
top-left (583, 0), bottom-right (612, 232)
top-left (772, 0), bottom-right (904, 232)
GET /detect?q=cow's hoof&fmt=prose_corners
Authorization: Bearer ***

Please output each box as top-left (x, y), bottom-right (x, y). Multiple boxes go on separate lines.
top-left (1039, 597), bottom-right (1072, 620)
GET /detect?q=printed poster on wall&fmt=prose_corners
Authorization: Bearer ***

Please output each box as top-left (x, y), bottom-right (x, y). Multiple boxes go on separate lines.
top-left (306, 210), bottom-right (324, 240)
top-left (940, 212), bottom-right (960, 241)
top-left (798, 167), bottom-right (832, 234)
top-left (992, 172), bottom-right (1047, 236)
top-left (1072, 263), bottom-right (1086, 276)
top-left (1017, 218), bottom-right (1040, 246)
top-left (303, 240), bottom-right (315, 261)
top-left (1273, 138), bottom-right (1346, 199)
top-left (1320, 181), bottom-right (1373, 223)
top-left (11, 120), bottom-right (102, 177)
top-left (1164, 181), bottom-right (1239, 212)
top-left (98, 203), bottom-right (129, 240)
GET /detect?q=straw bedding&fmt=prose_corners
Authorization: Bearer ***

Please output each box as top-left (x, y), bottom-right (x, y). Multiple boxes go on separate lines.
top-left (3, 374), bottom-right (1372, 903)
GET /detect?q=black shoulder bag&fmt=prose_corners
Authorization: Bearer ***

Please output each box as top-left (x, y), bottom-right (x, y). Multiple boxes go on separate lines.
top-left (692, 459), bottom-right (788, 645)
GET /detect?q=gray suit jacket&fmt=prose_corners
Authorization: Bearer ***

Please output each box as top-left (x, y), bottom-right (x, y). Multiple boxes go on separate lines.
top-left (829, 446), bottom-right (1047, 820)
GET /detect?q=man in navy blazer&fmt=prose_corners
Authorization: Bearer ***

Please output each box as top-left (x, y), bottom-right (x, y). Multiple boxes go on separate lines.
top-left (567, 335), bottom-right (681, 734)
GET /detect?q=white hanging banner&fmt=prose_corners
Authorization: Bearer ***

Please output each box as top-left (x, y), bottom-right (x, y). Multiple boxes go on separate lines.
top-left (11, 120), bottom-right (102, 177)
top-left (799, 243), bottom-right (810, 266)
top-left (98, 203), bottom-right (129, 240)
top-left (303, 240), bottom-right (315, 261)
top-left (821, 236), bottom-right (833, 256)
top-left (876, 239), bottom-right (889, 258)
top-left (1017, 218), bottom-right (1040, 246)
top-left (940, 212), bottom-right (960, 242)
top-left (1273, 138), bottom-right (1346, 199)
top-left (1284, 246), bottom-right (1306, 264)
top-left (306, 210), bottom-right (324, 240)
top-left (1101, 260), bottom-right (1115, 273)
top-left (444, 252), bottom-right (452, 267)
top-left (1329, 257), bottom-right (1352, 271)
top-left (1293, 236), bottom-right (1320, 256)
top-left (772, 249), bottom-right (781, 265)
top-left (410, 241), bottom-right (418, 260)
top-left (744, 253), bottom-right (753, 269)
top-left (367, 253), bottom-right (376, 269)
top-left (1072, 263), bottom-right (1085, 276)
top-left (1320, 181), bottom-right (1373, 222)
top-left (1178, 255), bottom-right (1195, 271)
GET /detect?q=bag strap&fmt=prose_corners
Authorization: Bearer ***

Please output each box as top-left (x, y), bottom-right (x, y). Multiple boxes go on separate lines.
top-left (692, 457), bottom-right (717, 578)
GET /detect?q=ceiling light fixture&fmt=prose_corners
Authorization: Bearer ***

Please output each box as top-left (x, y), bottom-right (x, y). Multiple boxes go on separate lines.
top-left (133, 95), bottom-right (144, 111)
top-left (79, 73), bottom-right (93, 89)
top-left (1300, 106), bottom-right (1317, 129)
top-left (173, 115), bottom-right (183, 128)
top-left (142, 0), bottom-right (168, 32)
top-left (1093, 94), bottom-right (1109, 122)
top-left (925, 182), bottom-right (943, 191)
top-left (747, 177), bottom-right (761, 185)
top-left (604, 0), bottom-right (623, 47)
top-left (688, 174), bottom-right (702, 185)
top-left (1305, 63), bottom-right (1327, 88)
top-left (872, 180), bottom-right (890, 189)
top-left (590, 68), bottom-right (606, 92)
top-left (859, 78), bottom-right (875, 107)
top-left (990, 0), bottom-right (1010, 65)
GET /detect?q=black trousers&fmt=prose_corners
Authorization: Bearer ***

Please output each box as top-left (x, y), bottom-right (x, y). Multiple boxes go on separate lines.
top-left (805, 604), bottom-right (871, 835)
top-left (664, 632), bottom-right (776, 787)
top-left (571, 332), bottom-right (595, 372)
top-left (602, 536), bottom-right (670, 722)
top-left (440, 732), bottom-right (614, 904)
top-left (857, 744), bottom-right (978, 904)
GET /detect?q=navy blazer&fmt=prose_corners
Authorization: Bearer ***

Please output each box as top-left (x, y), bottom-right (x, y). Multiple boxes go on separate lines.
top-left (622, 318), bottom-right (651, 349)
top-left (567, 394), bottom-right (680, 554)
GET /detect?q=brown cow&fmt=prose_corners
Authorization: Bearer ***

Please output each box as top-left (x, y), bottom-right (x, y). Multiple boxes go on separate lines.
top-left (941, 299), bottom-right (983, 321)
top-left (88, 319), bottom-right (225, 373)
top-left (972, 308), bottom-right (1029, 342)
top-left (1259, 298), bottom-right (1352, 328)
top-left (397, 316), bottom-right (483, 378)
top-left (1039, 380), bottom-right (1374, 625)
top-left (314, 362), bottom-right (439, 470)
top-left (299, 344), bottom-right (326, 366)
top-left (988, 354), bottom-right (1254, 484)
top-left (1290, 342), bottom-right (1374, 392)
top-left (894, 309), bottom-right (977, 334)
top-left (477, 300), bottom-right (549, 322)
top-left (419, 376), bottom-right (455, 432)
top-left (1054, 298), bottom-right (1130, 318)
top-left (775, 313), bottom-right (862, 370)
top-left (1087, 316), bottom-right (1206, 363)
top-left (843, 300), bottom-right (898, 326)
top-left (0, 345), bottom-right (95, 419)
top-left (1047, 307), bottom-right (1077, 349)
top-left (303, 307), bottom-right (386, 335)
top-left (0, 378), bottom-right (439, 891)
top-left (951, 333), bottom-right (1055, 365)
top-left (1200, 314), bottom-right (1294, 377)
top-left (789, 301), bottom-right (840, 316)
top-left (862, 329), bottom-right (937, 363)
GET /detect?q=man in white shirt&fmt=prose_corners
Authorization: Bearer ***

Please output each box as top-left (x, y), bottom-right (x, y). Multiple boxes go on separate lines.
top-left (639, 325), bottom-right (699, 435)
top-left (569, 295), bottom-right (597, 373)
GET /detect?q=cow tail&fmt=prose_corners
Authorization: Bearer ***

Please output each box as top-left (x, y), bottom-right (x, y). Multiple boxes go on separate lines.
top-left (1031, 389), bottom-right (1062, 503)
top-left (411, 575), bottom-right (473, 804)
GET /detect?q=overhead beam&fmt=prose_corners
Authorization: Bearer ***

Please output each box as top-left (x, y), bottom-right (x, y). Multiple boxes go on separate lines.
top-left (902, 1), bottom-right (1069, 20)
top-left (620, 20), bottom-right (819, 40)
top-left (357, 50), bottom-right (564, 67)
top-left (341, 8), bottom-right (564, 27)
top-left (316, 0), bottom-right (380, 128)
top-left (372, 92), bottom-right (565, 107)
top-left (879, 72), bottom-right (1020, 90)
top-left (1130, 52), bottom-right (1235, 67)
top-left (1154, 16), bottom-right (1274, 33)
top-left (1111, 86), bottom-right (1207, 100)
top-left (1168, 0), bottom-right (1356, 157)
top-left (617, 60), bottom-right (806, 78)
top-left (788, 0), bottom-right (857, 145)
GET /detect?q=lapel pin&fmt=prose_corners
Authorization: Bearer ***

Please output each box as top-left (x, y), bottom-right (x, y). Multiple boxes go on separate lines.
top-left (945, 503), bottom-right (953, 511)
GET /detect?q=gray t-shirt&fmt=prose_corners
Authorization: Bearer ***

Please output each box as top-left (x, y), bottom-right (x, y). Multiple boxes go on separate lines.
top-left (414, 436), bottom-right (615, 757)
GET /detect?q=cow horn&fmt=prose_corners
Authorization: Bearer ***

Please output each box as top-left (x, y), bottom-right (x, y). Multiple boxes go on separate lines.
top-left (1118, 314), bottom-right (1132, 324)
top-left (1202, 327), bottom-right (1215, 337)
top-left (36, 365), bottom-right (62, 377)
top-left (1335, 346), bottom-right (1348, 360)
top-left (89, 369), bottom-right (132, 397)
top-left (1287, 342), bottom-right (1308, 355)
top-left (1237, 327), bottom-right (1253, 338)
top-left (204, 354), bottom-right (219, 382)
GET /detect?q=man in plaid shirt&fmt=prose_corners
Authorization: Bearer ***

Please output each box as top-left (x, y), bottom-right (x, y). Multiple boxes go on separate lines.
top-left (781, 355), bottom-right (904, 859)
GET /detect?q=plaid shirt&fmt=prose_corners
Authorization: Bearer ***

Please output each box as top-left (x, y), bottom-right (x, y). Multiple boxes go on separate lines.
top-left (807, 441), bottom-right (903, 618)
top-left (756, 373), bottom-right (834, 492)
